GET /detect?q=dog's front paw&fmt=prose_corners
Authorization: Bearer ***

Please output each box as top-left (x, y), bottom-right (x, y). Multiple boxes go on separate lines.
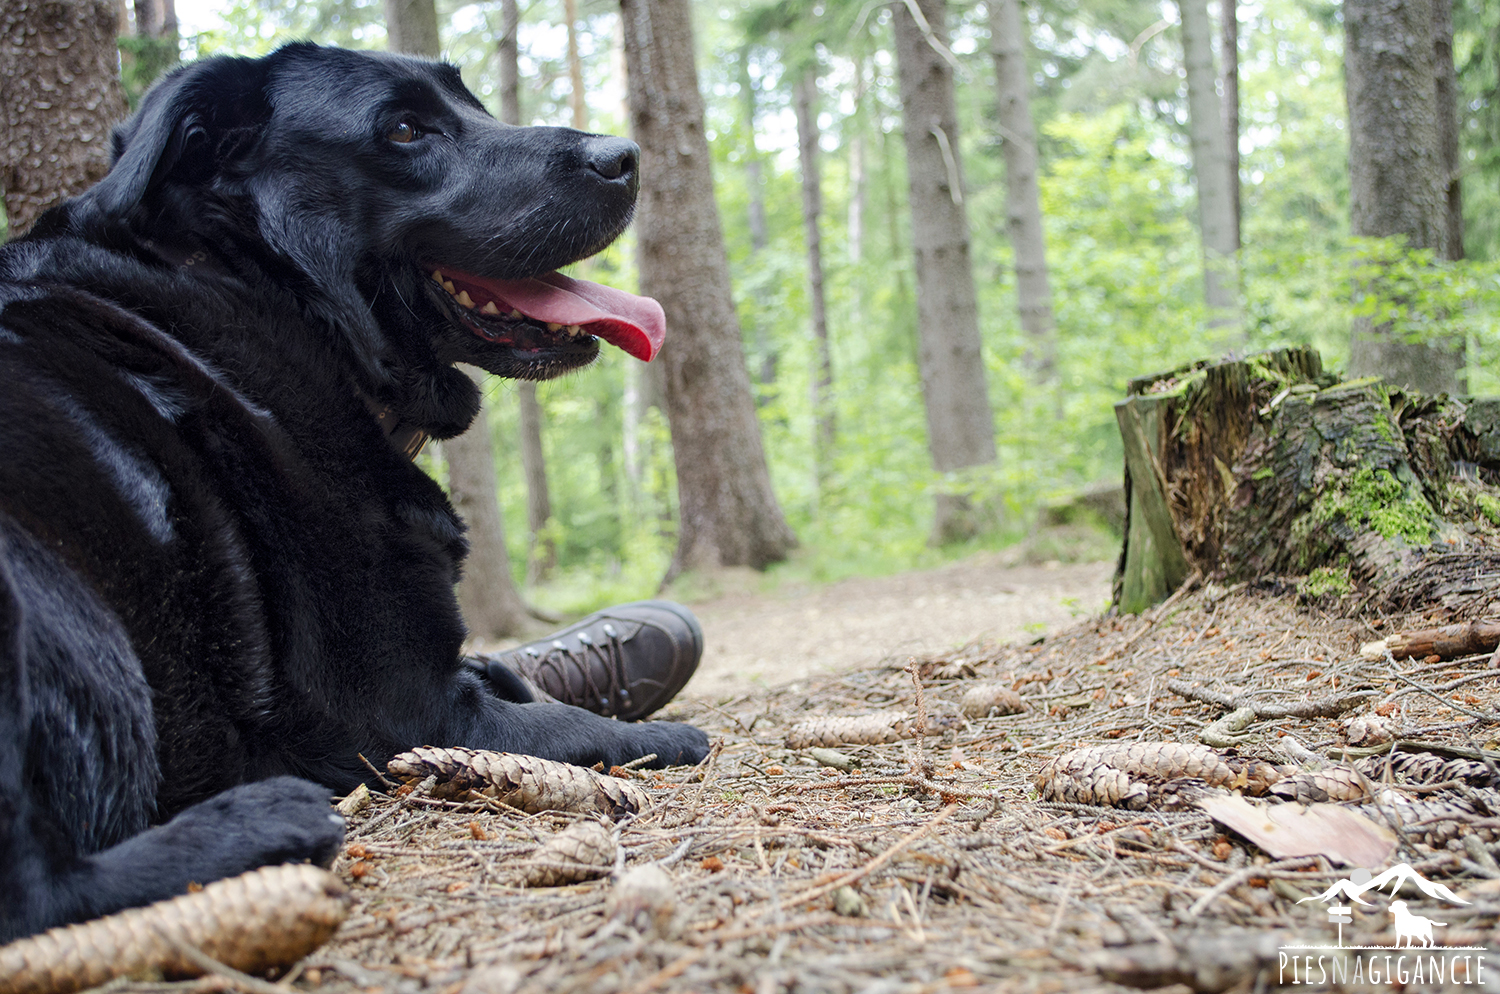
top-left (615, 720), bottom-right (710, 769)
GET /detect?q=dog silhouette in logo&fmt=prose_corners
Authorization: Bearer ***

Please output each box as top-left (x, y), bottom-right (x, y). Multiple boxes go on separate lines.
top-left (1388, 900), bottom-right (1446, 948)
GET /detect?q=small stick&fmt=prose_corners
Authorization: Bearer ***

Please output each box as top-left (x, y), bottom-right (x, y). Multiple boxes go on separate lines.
top-left (1187, 856), bottom-right (1320, 917)
top-left (778, 804), bottom-right (958, 911)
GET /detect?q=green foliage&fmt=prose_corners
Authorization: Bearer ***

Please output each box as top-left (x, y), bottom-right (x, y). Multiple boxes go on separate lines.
top-left (1297, 564), bottom-right (1352, 598)
top-left (117, 34), bottom-right (181, 107)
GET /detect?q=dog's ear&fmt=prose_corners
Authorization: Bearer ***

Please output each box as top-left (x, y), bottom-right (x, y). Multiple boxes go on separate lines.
top-left (80, 55), bottom-right (271, 218)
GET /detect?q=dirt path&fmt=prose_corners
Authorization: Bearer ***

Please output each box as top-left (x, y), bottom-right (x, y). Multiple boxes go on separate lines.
top-left (685, 554), bottom-right (1113, 699)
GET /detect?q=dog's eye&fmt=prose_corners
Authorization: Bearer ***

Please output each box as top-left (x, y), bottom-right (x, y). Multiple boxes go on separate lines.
top-left (387, 121), bottom-right (419, 144)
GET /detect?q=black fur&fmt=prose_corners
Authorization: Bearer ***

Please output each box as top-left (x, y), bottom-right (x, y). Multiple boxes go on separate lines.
top-left (0, 43), bottom-right (707, 942)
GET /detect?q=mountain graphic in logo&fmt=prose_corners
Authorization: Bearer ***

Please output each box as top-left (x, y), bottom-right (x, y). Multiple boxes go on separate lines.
top-left (1299, 864), bottom-right (1470, 910)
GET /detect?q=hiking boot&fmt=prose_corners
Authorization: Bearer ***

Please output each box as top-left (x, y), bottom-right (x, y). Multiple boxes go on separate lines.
top-left (465, 600), bottom-right (703, 720)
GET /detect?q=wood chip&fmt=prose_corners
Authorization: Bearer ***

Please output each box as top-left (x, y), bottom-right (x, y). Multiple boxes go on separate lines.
top-left (0, 864), bottom-right (348, 994)
top-left (388, 746), bottom-right (651, 818)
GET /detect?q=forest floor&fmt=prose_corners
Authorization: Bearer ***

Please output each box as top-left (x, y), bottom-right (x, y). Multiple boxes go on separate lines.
top-left (107, 549), bottom-right (1500, 994)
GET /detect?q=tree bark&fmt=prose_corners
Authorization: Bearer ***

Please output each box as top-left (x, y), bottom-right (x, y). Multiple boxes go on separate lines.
top-left (1221, 0), bottom-right (1241, 250)
top-left (1178, 0), bottom-right (1242, 334)
top-left (737, 45), bottom-right (775, 390)
top-left (502, 0), bottom-right (559, 582)
top-left (891, 0), bottom-right (998, 544)
top-left (793, 67), bottom-right (835, 477)
top-left (619, 0), bottom-right (796, 582)
top-left (1432, 0), bottom-right (1463, 260)
top-left (387, 0), bottom-right (530, 637)
top-left (1113, 347), bottom-right (1500, 613)
top-left (442, 415), bottom-right (530, 638)
top-left (0, 0), bottom-right (127, 236)
top-left (988, 0), bottom-right (1056, 380)
top-left (1345, 0), bottom-right (1462, 394)
top-left (383, 0), bottom-right (440, 58)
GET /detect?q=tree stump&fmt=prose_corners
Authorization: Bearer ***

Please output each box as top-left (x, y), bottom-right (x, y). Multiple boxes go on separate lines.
top-left (1114, 347), bottom-right (1500, 613)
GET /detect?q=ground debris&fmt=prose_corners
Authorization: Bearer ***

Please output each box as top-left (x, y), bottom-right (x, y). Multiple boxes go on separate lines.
top-left (387, 745), bottom-right (651, 817)
top-left (785, 711), bottom-right (944, 748)
top-left (958, 682), bottom-right (1029, 718)
top-left (521, 820), bottom-right (616, 887)
top-left (169, 581), bottom-right (1500, 994)
top-left (1087, 930), bottom-right (1287, 992)
top-left (1034, 741), bottom-right (1281, 807)
top-left (0, 865), bottom-right (347, 994)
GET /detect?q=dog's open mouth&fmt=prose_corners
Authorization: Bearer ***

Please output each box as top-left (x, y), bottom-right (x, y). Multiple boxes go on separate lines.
top-left (428, 266), bottom-right (665, 362)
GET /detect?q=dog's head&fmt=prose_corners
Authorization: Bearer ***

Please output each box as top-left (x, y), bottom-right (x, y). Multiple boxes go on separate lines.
top-left (65, 43), bottom-right (663, 438)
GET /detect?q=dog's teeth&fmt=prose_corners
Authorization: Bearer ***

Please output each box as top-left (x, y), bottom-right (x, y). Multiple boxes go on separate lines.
top-left (546, 322), bottom-right (562, 332)
top-left (442, 280), bottom-right (456, 294)
top-left (566, 324), bottom-right (582, 336)
top-left (509, 309), bottom-right (522, 319)
top-left (456, 290), bottom-right (475, 309)
top-left (480, 301), bottom-right (500, 316)
top-left (431, 269), bottom-right (444, 283)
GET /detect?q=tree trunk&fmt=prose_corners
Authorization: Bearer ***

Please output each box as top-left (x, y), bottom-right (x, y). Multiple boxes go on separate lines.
top-left (1345, 0), bottom-right (1463, 394)
top-left (119, 0), bottom-right (178, 104)
top-left (384, 0), bottom-right (440, 58)
top-left (737, 45), bottom-right (775, 390)
top-left (1113, 347), bottom-right (1500, 613)
top-left (564, 0), bottom-right (586, 130)
top-left (387, 0), bottom-right (531, 637)
top-left (891, 0), bottom-right (998, 544)
top-left (988, 0), bottom-right (1056, 380)
top-left (517, 384), bottom-right (556, 582)
top-left (0, 0), bottom-right (127, 236)
top-left (1178, 0), bottom-right (1242, 334)
top-left (503, 0), bottom-right (559, 582)
top-left (847, 57), bottom-right (867, 266)
top-left (442, 416), bottom-right (530, 637)
top-left (497, 0), bottom-right (519, 125)
top-left (793, 67), bottom-right (835, 478)
top-left (1221, 0), bottom-right (1241, 250)
top-left (1432, 0), bottom-right (1463, 260)
top-left (619, 0), bottom-right (797, 583)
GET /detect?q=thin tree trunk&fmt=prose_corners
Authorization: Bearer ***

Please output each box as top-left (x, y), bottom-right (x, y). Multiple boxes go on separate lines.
top-left (891, 0), bottom-right (998, 544)
top-left (497, 0), bottom-right (519, 125)
top-left (847, 56), bottom-right (867, 266)
top-left (389, 0), bottom-right (530, 637)
top-left (738, 45), bottom-right (775, 390)
top-left (1221, 0), bottom-right (1242, 250)
top-left (443, 412), bottom-right (529, 636)
top-left (1433, 0), bottom-right (1463, 260)
top-left (0, 0), bottom-right (127, 236)
top-left (517, 384), bottom-right (555, 583)
top-left (564, 0), bottom-right (586, 130)
top-left (793, 68), bottom-right (835, 476)
top-left (384, 0), bottom-right (440, 57)
top-left (504, 0), bottom-right (559, 582)
top-left (1345, 0), bottom-right (1462, 393)
top-left (988, 0), bottom-right (1056, 380)
top-left (1178, 0), bottom-right (1242, 335)
top-left (620, 0), bottom-right (796, 582)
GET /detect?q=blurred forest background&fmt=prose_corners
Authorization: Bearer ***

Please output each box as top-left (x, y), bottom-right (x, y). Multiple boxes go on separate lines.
top-left (5, 0), bottom-right (1500, 621)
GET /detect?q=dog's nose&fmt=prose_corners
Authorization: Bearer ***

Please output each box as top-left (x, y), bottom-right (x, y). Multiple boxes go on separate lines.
top-left (583, 136), bottom-right (639, 185)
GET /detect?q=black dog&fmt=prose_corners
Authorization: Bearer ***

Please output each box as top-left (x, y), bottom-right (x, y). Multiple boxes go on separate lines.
top-left (0, 43), bottom-right (708, 942)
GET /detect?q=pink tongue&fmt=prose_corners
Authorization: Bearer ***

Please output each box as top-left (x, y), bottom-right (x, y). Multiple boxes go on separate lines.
top-left (454, 270), bottom-right (665, 361)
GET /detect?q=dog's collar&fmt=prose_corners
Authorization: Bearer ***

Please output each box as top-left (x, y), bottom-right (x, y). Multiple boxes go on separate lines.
top-left (360, 393), bottom-right (430, 460)
top-left (139, 235), bottom-right (227, 276)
